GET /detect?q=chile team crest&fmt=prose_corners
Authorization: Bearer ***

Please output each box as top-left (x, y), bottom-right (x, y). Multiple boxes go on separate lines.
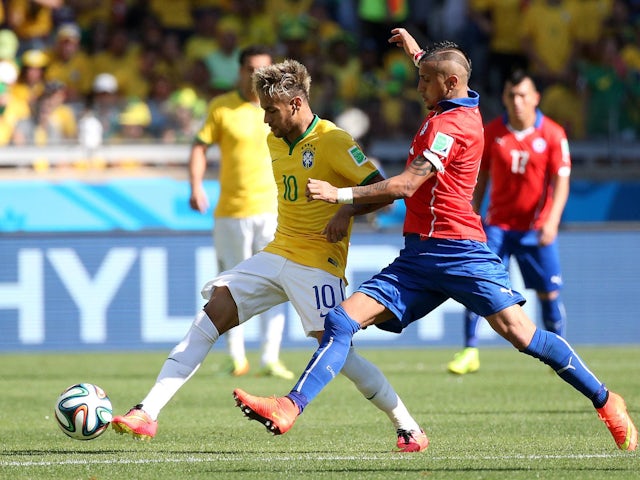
top-left (532, 137), bottom-right (547, 153)
top-left (301, 144), bottom-right (315, 169)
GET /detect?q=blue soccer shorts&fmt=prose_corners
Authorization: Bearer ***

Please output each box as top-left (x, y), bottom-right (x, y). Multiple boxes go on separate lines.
top-left (357, 234), bottom-right (526, 333)
top-left (484, 224), bottom-right (563, 293)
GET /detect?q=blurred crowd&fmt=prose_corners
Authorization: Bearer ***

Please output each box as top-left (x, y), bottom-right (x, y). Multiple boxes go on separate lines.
top-left (1, 0), bottom-right (640, 169)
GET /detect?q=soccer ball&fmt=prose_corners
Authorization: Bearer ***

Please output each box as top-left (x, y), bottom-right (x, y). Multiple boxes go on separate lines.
top-left (54, 383), bottom-right (113, 440)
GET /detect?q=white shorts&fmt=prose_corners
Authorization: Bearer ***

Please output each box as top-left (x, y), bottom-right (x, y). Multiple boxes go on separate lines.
top-left (201, 252), bottom-right (346, 336)
top-left (213, 213), bottom-right (277, 271)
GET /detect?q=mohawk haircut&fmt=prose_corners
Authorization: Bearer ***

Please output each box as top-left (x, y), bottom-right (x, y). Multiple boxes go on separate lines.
top-left (421, 41), bottom-right (472, 80)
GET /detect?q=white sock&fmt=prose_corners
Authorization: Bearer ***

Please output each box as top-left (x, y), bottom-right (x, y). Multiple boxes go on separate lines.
top-left (341, 347), bottom-right (421, 432)
top-left (260, 304), bottom-right (286, 366)
top-left (140, 310), bottom-right (219, 420)
top-left (226, 323), bottom-right (246, 363)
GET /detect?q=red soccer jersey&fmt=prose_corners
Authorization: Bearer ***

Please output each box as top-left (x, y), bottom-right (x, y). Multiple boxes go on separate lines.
top-left (482, 111), bottom-right (571, 231)
top-left (403, 92), bottom-right (486, 241)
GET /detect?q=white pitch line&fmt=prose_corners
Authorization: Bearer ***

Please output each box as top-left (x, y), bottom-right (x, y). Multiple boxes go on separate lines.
top-left (0, 453), bottom-right (627, 468)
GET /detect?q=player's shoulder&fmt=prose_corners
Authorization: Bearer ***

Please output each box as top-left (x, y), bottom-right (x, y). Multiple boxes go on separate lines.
top-left (537, 114), bottom-right (569, 145)
top-left (313, 118), bottom-right (356, 144)
top-left (539, 114), bottom-right (567, 135)
top-left (481, 114), bottom-right (507, 137)
top-left (437, 103), bottom-right (483, 131)
top-left (207, 90), bottom-right (241, 110)
top-left (314, 118), bottom-right (347, 135)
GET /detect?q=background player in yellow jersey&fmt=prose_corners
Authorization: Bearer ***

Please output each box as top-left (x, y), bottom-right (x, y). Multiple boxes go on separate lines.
top-left (112, 58), bottom-right (428, 452)
top-left (188, 45), bottom-right (292, 379)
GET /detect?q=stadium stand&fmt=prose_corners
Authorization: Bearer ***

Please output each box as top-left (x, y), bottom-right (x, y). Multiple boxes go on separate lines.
top-left (0, 0), bottom-right (638, 179)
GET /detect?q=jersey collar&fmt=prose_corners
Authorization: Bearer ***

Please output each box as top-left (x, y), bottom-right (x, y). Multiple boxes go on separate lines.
top-left (501, 108), bottom-right (543, 130)
top-left (284, 114), bottom-right (319, 152)
top-left (438, 89), bottom-right (480, 112)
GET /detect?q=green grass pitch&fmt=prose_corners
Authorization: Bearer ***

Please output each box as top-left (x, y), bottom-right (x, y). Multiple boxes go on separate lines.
top-left (1, 346), bottom-right (638, 479)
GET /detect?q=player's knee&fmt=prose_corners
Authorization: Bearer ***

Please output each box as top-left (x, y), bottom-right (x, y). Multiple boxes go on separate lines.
top-left (203, 288), bottom-right (239, 334)
top-left (486, 306), bottom-right (535, 350)
top-left (325, 305), bottom-right (361, 338)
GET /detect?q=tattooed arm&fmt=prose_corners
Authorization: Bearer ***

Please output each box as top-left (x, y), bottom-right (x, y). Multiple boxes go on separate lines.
top-left (322, 173), bottom-right (394, 243)
top-left (306, 155), bottom-right (438, 205)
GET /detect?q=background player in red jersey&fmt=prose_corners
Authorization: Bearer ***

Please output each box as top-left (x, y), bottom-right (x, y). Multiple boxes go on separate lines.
top-left (233, 28), bottom-right (637, 453)
top-left (448, 69), bottom-right (571, 375)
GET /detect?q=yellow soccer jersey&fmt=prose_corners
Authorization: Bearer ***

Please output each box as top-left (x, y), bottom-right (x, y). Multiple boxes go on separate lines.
top-left (520, 1), bottom-right (574, 75)
top-left (45, 51), bottom-right (93, 97)
top-left (567, 0), bottom-right (612, 44)
top-left (196, 90), bottom-right (277, 218)
top-left (264, 116), bottom-right (379, 279)
top-left (472, 0), bottom-right (525, 54)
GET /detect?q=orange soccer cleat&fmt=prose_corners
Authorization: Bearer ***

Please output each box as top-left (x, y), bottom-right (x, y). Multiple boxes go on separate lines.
top-left (596, 391), bottom-right (637, 451)
top-left (233, 388), bottom-right (299, 435)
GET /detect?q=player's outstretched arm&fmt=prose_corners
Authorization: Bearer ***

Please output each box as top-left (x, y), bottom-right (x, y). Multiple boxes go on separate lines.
top-left (321, 174), bottom-right (393, 242)
top-left (388, 28), bottom-right (422, 59)
top-left (307, 156), bottom-right (436, 205)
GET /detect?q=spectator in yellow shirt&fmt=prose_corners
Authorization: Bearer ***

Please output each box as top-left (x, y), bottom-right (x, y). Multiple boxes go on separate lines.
top-left (91, 26), bottom-right (142, 99)
top-left (7, 0), bottom-right (61, 50)
top-left (520, 0), bottom-right (576, 89)
top-left (471, 0), bottom-right (528, 95)
top-left (12, 80), bottom-right (77, 146)
top-left (184, 7), bottom-right (220, 62)
top-left (1, 59), bottom-right (27, 128)
top-left (45, 23), bottom-right (92, 106)
top-left (149, 0), bottom-right (193, 42)
top-left (12, 49), bottom-right (48, 111)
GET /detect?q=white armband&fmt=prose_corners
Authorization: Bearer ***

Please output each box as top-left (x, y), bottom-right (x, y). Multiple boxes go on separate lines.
top-left (336, 187), bottom-right (354, 204)
top-left (422, 149), bottom-right (445, 173)
top-left (413, 50), bottom-right (426, 68)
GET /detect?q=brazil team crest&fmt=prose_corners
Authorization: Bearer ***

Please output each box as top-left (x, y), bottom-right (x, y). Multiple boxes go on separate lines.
top-left (301, 144), bottom-right (315, 169)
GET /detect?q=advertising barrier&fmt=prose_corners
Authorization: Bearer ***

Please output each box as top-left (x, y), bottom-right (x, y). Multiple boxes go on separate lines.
top-left (1, 230), bottom-right (638, 351)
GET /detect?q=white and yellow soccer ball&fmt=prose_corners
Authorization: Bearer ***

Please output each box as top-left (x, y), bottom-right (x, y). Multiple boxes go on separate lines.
top-left (54, 383), bottom-right (113, 440)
